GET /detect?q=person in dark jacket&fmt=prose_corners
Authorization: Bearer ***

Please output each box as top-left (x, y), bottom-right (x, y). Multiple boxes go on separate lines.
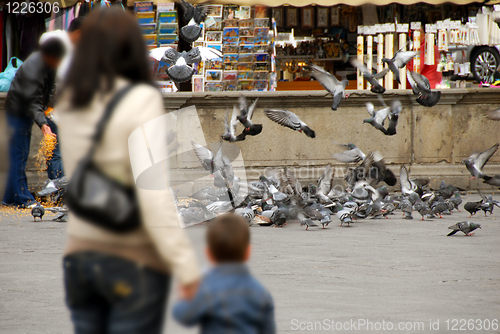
top-left (2, 37), bottom-right (66, 208)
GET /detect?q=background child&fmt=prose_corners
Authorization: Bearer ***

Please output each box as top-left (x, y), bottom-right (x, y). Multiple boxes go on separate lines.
top-left (174, 214), bottom-right (276, 334)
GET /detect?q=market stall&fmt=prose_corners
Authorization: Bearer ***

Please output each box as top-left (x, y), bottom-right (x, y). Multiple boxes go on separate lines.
top-left (128, 1), bottom-right (500, 92)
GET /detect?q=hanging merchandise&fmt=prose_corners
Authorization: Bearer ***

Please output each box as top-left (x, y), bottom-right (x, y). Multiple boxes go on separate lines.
top-left (0, 57), bottom-right (23, 91)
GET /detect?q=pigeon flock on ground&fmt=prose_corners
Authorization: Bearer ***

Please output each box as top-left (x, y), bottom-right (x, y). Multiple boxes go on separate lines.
top-left (173, 93), bottom-right (500, 236)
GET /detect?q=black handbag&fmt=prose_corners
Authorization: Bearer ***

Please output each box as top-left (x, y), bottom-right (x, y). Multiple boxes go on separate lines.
top-left (66, 85), bottom-right (140, 233)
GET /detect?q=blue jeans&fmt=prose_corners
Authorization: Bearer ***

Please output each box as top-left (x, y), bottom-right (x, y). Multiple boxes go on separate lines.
top-left (63, 252), bottom-right (170, 334)
top-left (2, 113), bottom-right (35, 206)
top-left (46, 117), bottom-right (64, 180)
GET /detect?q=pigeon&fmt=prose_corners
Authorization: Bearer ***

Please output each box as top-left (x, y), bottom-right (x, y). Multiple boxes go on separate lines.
top-left (436, 181), bottom-right (459, 199)
top-left (180, 206), bottom-right (207, 225)
top-left (298, 212), bottom-right (319, 230)
top-left (346, 151), bottom-right (396, 187)
top-left (260, 176), bottom-right (287, 202)
top-left (191, 142), bottom-right (233, 182)
top-left (486, 107), bottom-right (500, 121)
top-left (284, 167), bottom-right (302, 196)
top-left (260, 208), bottom-right (287, 227)
top-left (382, 45), bottom-right (419, 83)
top-left (206, 200), bottom-right (233, 216)
top-left (407, 70), bottom-right (441, 107)
top-left (464, 200), bottom-right (484, 217)
top-left (431, 198), bottom-right (448, 218)
top-left (264, 109), bottom-right (315, 138)
top-left (463, 143), bottom-right (499, 179)
top-left (363, 102), bottom-right (390, 134)
top-left (446, 192), bottom-right (462, 212)
top-left (31, 203), bottom-right (45, 222)
top-left (447, 221), bottom-right (481, 236)
top-left (237, 96), bottom-right (262, 136)
top-left (478, 190), bottom-right (500, 216)
top-left (192, 187), bottom-right (218, 203)
top-left (331, 141), bottom-right (366, 164)
top-left (385, 100), bottom-right (403, 136)
top-left (309, 63), bottom-right (348, 110)
top-left (235, 202), bottom-right (256, 224)
top-left (399, 198), bottom-right (413, 219)
top-left (149, 46), bottom-right (222, 82)
top-left (482, 174), bottom-right (500, 188)
top-left (350, 59), bottom-right (389, 94)
top-left (177, 0), bottom-right (209, 43)
top-left (413, 197), bottom-right (434, 220)
top-left (400, 165), bottom-right (417, 195)
top-left (222, 106), bottom-right (246, 142)
top-left (45, 206), bottom-right (69, 222)
top-left (336, 204), bottom-right (354, 226)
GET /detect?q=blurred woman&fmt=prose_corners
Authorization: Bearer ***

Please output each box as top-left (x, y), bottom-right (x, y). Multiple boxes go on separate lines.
top-left (57, 7), bottom-right (200, 333)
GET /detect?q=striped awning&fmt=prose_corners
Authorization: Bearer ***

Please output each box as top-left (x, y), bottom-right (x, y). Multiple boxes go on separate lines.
top-left (49, 0), bottom-right (482, 9)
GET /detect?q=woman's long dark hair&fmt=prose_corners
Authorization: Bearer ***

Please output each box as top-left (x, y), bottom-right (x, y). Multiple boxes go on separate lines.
top-left (64, 7), bottom-right (153, 107)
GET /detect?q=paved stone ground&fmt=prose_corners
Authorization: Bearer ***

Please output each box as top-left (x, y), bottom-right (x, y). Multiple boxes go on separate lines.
top-left (1, 194), bottom-right (499, 334)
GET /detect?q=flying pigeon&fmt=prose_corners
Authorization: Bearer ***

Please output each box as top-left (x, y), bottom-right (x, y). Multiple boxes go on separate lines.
top-left (191, 142), bottom-right (234, 183)
top-left (177, 0), bottom-right (209, 43)
top-left (31, 203), bottom-right (45, 222)
top-left (482, 174), bottom-right (500, 188)
top-left (463, 143), bottom-right (499, 179)
top-left (237, 96), bottom-right (262, 136)
top-left (309, 63), bottom-right (348, 110)
top-left (407, 70), bottom-right (441, 107)
top-left (382, 45), bottom-right (419, 83)
top-left (149, 46), bottom-right (222, 82)
top-left (264, 109), bottom-right (316, 138)
top-left (385, 100), bottom-right (403, 136)
top-left (363, 102), bottom-right (390, 134)
top-left (350, 59), bottom-right (389, 94)
top-left (345, 151), bottom-right (396, 187)
top-left (447, 221), bottom-right (481, 236)
top-left (331, 141), bottom-right (366, 164)
top-left (222, 106), bottom-right (246, 142)
top-left (486, 107), bottom-right (500, 120)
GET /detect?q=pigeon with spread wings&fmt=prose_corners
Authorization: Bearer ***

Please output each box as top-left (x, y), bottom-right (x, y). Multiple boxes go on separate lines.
top-left (363, 102), bottom-right (390, 134)
top-left (463, 143), bottom-right (499, 179)
top-left (237, 96), bottom-right (262, 136)
top-left (149, 46), bottom-right (222, 82)
top-left (177, 0), bottom-right (209, 43)
top-left (331, 141), bottom-right (366, 164)
top-left (222, 106), bottom-right (246, 142)
top-left (351, 59), bottom-right (389, 94)
top-left (309, 63), bottom-right (348, 110)
top-left (264, 109), bottom-right (316, 138)
top-left (407, 70), bottom-right (441, 107)
top-left (191, 141), bottom-right (234, 182)
top-left (382, 43), bottom-right (419, 84)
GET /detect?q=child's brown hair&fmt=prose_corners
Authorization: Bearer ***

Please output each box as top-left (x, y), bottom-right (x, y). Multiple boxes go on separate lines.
top-left (207, 214), bottom-right (250, 263)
